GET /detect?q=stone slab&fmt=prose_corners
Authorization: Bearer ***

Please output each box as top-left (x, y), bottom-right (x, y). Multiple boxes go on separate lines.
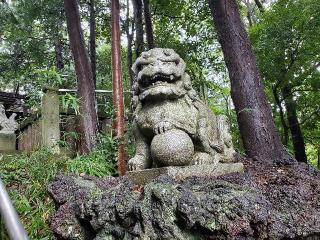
top-left (42, 89), bottom-right (60, 153)
top-left (127, 162), bottom-right (244, 185)
top-left (0, 133), bottom-right (16, 152)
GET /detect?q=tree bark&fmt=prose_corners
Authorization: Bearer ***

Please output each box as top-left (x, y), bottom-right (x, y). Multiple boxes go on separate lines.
top-left (126, 0), bottom-right (134, 86)
top-left (64, 0), bottom-right (98, 154)
top-left (111, 0), bottom-right (126, 176)
top-left (317, 147), bottom-right (320, 169)
top-left (54, 39), bottom-right (64, 70)
top-left (281, 85), bottom-right (308, 163)
top-left (208, 0), bottom-right (285, 162)
top-left (142, 0), bottom-right (155, 49)
top-left (247, 11), bottom-right (253, 27)
top-left (89, 0), bottom-right (97, 87)
top-left (132, 0), bottom-right (144, 57)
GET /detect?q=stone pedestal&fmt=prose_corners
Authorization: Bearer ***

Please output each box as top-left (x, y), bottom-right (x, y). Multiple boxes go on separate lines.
top-left (0, 133), bottom-right (16, 152)
top-left (127, 162), bottom-right (244, 185)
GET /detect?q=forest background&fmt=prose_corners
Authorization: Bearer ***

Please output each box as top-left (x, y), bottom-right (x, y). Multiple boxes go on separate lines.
top-left (0, 0), bottom-right (319, 238)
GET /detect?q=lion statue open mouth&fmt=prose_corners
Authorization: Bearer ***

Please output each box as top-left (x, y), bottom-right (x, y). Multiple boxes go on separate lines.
top-left (132, 48), bottom-right (191, 102)
top-left (129, 48), bottom-right (235, 171)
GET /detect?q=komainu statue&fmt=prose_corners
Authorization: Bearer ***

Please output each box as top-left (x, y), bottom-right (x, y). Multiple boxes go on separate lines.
top-left (128, 48), bottom-right (235, 171)
top-left (0, 103), bottom-right (18, 134)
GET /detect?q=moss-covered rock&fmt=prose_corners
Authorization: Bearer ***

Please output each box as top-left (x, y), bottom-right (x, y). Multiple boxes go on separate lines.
top-left (48, 160), bottom-right (320, 240)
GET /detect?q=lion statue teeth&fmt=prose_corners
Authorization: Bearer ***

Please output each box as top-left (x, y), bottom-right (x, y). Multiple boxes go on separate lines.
top-left (128, 48), bottom-right (236, 171)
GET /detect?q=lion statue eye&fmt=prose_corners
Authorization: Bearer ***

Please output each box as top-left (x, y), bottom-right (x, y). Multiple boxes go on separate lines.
top-left (163, 49), bottom-right (171, 56)
top-left (136, 64), bottom-right (142, 72)
top-left (142, 53), bottom-right (151, 59)
top-left (137, 64), bottom-right (148, 72)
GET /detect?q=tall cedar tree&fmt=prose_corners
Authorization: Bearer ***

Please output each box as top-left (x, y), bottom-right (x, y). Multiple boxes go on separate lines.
top-left (54, 10), bottom-right (64, 71)
top-left (89, 0), bottom-right (97, 87)
top-left (143, 0), bottom-right (155, 49)
top-left (64, 0), bottom-right (98, 154)
top-left (132, 0), bottom-right (144, 57)
top-left (111, 0), bottom-right (126, 175)
top-left (208, 0), bottom-right (286, 162)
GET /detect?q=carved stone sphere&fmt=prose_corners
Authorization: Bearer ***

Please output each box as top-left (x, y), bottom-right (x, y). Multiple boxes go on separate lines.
top-left (151, 129), bottom-right (194, 167)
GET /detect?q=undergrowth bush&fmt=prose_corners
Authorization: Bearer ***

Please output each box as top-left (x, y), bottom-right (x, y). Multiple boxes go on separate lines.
top-left (0, 133), bottom-right (117, 239)
top-left (67, 133), bottom-right (117, 177)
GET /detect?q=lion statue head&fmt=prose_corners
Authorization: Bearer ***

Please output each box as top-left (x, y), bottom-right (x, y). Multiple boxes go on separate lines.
top-left (132, 48), bottom-right (196, 106)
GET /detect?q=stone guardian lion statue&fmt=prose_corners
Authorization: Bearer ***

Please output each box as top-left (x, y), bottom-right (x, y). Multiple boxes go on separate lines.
top-left (128, 48), bottom-right (235, 171)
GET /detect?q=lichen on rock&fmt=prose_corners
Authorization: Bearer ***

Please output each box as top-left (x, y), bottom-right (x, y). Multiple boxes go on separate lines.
top-left (48, 160), bottom-right (320, 240)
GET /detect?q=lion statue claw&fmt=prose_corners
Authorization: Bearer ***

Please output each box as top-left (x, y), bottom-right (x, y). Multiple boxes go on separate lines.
top-left (128, 48), bottom-right (235, 170)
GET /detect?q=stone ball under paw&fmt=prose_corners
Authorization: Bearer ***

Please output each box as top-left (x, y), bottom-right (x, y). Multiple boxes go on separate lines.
top-left (150, 129), bottom-right (194, 167)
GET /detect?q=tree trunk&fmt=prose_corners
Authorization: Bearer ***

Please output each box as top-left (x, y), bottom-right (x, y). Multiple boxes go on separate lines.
top-left (247, 11), bottom-right (253, 27)
top-left (208, 0), bottom-right (285, 162)
top-left (142, 0), bottom-right (155, 49)
top-left (281, 85), bottom-right (308, 163)
top-left (54, 40), bottom-right (64, 70)
top-left (132, 0), bottom-right (144, 57)
top-left (126, 0), bottom-right (134, 86)
top-left (272, 86), bottom-right (289, 146)
top-left (111, 0), bottom-right (126, 176)
top-left (254, 0), bottom-right (265, 13)
top-left (64, 0), bottom-right (98, 154)
top-left (317, 147), bottom-right (320, 169)
top-left (89, 0), bottom-right (97, 87)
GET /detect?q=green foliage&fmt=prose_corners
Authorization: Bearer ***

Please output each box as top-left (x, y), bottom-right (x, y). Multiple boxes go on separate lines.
top-left (67, 133), bottom-right (117, 177)
top-left (152, 0), bottom-right (228, 104)
top-left (60, 93), bottom-right (80, 115)
top-left (33, 67), bottom-right (63, 87)
top-left (306, 144), bottom-right (319, 168)
top-left (0, 150), bottom-right (67, 239)
top-left (0, 140), bottom-right (117, 239)
top-left (96, 44), bottom-right (130, 91)
top-left (250, 0), bottom-right (320, 163)
top-left (0, 0), bottom-right (67, 90)
top-left (23, 90), bottom-right (42, 112)
top-left (96, 43), bottom-right (132, 117)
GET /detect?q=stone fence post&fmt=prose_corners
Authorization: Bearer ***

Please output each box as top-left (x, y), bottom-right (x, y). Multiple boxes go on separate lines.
top-left (42, 88), bottom-right (60, 153)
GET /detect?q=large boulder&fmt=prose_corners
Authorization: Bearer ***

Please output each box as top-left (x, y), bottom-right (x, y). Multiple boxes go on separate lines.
top-left (48, 159), bottom-right (320, 240)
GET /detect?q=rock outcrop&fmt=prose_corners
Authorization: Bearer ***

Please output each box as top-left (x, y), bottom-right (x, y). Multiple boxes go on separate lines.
top-left (48, 159), bottom-right (320, 240)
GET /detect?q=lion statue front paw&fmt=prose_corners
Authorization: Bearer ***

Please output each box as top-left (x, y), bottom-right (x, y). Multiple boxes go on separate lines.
top-left (128, 155), bottom-right (148, 171)
top-left (153, 121), bottom-right (173, 135)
